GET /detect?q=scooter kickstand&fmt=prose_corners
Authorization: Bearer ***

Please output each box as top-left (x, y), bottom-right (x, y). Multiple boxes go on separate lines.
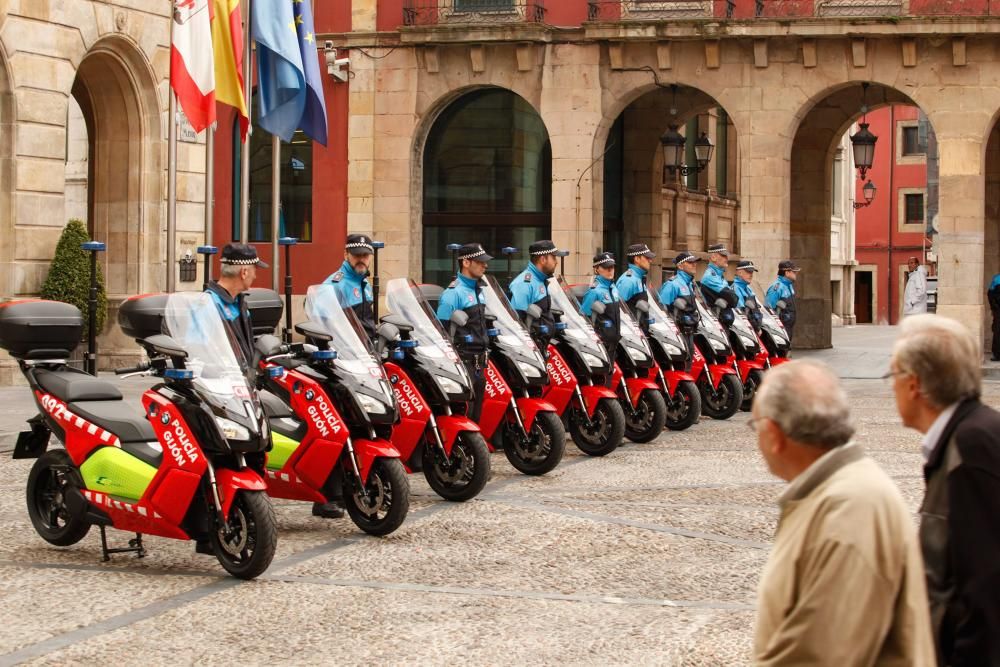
top-left (98, 526), bottom-right (147, 561)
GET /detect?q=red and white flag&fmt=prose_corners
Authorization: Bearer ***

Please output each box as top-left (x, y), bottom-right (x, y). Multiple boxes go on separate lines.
top-left (170, 0), bottom-right (216, 132)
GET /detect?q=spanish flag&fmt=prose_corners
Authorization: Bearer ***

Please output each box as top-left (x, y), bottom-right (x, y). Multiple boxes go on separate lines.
top-left (212, 0), bottom-right (249, 138)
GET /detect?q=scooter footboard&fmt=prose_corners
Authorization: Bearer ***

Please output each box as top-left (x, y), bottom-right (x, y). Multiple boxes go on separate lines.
top-left (514, 397), bottom-right (558, 432)
top-left (662, 370), bottom-right (696, 396)
top-left (436, 415), bottom-right (481, 456)
top-left (353, 438), bottom-right (402, 484)
top-left (216, 468), bottom-right (268, 517)
top-left (622, 377), bottom-right (660, 408)
top-left (736, 359), bottom-right (765, 383)
top-left (579, 385), bottom-right (618, 417)
top-left (707, 363), bottom-right (737, 390)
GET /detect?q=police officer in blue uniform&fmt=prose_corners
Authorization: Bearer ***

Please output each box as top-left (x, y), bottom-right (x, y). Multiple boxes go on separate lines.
top-left (205, 243), bottom-right (267, 366)
top-left (659, 252), bottom-right (701, 338)
top-left (732, 259), bottom-right (763, 330)
top-left (615, 243), bottom-right (656, 311)
top-left (988, 272), bottom-right (1000, 360)
top-left (766, 259), bottom-right (801, 342)
top-left (437, 243), bottom-right (492, 420)
top-left (699, 243), bottom-right (738, 326)
top-left (325, 234), bottom-right (376, 338)
top-left (581, 251), bottom-right (622, 353)
top-left (509, 240), bottom-right (560, 352)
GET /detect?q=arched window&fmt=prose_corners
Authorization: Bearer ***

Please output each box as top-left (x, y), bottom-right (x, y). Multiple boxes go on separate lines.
top-left (422, 88), bottom-right (551, 285)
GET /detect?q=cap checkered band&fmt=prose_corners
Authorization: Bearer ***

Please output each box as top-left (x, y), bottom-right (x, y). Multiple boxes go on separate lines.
top-left (739, 263), bottom-right (758, 271)
top-left (676, 253), bottom-right (697, 265)
top-left (459, 249), bottom-right (488, 261)
top-left (220, 257), bottom-right (260, 265)
top-left (531, 248), bottom-right (558, 256)
top-left (593, 257), bottom-right (615, 267)
top-left (345, 242), bottom-right (374, 253)
top-left (627, 247), bottom-right (651, 257)
top-left (709, 246), bottom-right (729, 255)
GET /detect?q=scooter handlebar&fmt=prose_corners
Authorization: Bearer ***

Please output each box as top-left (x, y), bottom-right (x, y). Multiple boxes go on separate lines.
top-left (115, 362), bottom-right (151, 375)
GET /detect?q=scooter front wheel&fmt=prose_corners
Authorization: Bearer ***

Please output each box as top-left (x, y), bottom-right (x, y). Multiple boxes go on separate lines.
top-left (422, 431), bottom-right (491, 502)
top-left (665, 381), bottom-right (701, 431)
top-left (211, 490), bottom-right (277, 580)
top-left (26, 449), bottom-right (91, 546)
top-left (740, 369), bottom-right (765, 412)
top-left (503, 411), bottom-right (565, 475)
top-left (346, 458), bottom-right (410, 536)
top-left (700, 374), bottom-right (744, 420)
top-left (570, 398), bottom-right (625, 456)
top-left (624, 389), bottom-right (668, 443)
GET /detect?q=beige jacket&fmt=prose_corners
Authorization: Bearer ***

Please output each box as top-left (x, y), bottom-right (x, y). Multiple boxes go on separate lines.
top-left (754, 443), bottom-right (936, 666)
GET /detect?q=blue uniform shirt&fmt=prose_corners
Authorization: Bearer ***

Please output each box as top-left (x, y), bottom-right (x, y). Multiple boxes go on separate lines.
top-left (324, 259), bottom-right (373, 308)
top-left (765, 275), bottom-right (795, 309)
top-left (991, 274), bottom-right (1000, 291)
top-left (658, 271), bottom-right (695, 310)
top-left (732, 276), bottom-right (756, 309)
top-left (700, 263), bottom-right (729, 295)
top-left (615, 263), bottom-right (648, 306)
top-left (437, 273), bottom-right (486, 320)
top-left (581, 274), bottom-right (620, 316)
top-left (509, 262), bottom-right (550, 311)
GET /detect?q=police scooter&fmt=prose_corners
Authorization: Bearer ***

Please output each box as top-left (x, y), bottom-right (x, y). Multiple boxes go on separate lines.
top-left (758, 304), bottom-right (791, 366)
top-left (377, 278), bottom-right (491, 502)
top-left (544, 276), bottom-right (625, 457)
top-left (703, 290), bottom-right (767, 412)
top-left (685, 291), bottom-right (744, 420)
top-left (570, 284), bottom-right (667, 443)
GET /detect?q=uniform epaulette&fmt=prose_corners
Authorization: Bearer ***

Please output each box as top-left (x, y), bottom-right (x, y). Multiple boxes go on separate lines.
top-left (524, 273), bottom-right (533, 282)
top-left (330, 271), bottom-right (343, 282)
top-left (625, 270), bottom-right (633, 277)
top-left (589, 276), bottom-right (597, 287)
top-left (448, 280), bottom-right (457, 288)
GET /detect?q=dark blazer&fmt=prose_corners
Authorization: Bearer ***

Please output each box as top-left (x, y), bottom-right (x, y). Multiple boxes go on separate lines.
top-left (921, 398), bottom-right (1000, 667)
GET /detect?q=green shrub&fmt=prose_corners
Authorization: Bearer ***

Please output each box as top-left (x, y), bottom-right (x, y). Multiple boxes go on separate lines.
top-left (40, 219), bottom-right (107, 336)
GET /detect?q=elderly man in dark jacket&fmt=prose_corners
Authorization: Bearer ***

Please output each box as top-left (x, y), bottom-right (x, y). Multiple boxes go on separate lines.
top-left (890, 314), bottom-right (1000, 667)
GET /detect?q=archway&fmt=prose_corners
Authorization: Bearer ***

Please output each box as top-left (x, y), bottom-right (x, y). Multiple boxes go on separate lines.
top-left (984, 119), bottom-right (1000, 354)
top-left (0, 46), bottom-right (12, 304)
top-left (789, 83), bottom-right (935, 348)
top-left (601, 84), bottom-right (740, 284)
top-left (70, 38), bottom-right (162, 301)
top-left (421, 87), bottom-right (551, 286)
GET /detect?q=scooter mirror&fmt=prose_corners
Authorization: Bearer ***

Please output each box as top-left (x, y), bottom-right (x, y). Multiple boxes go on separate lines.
top-left (746, 300), bottom-right (758, 310)
top-left (776, 299), bottom-right (787, 310)
top-left (590, 301), bottom-right (606, 316)
top-left (143, 334), bottom-right (188, 360)
top-left (526, 304), bottom-right (543, 320)
top-left (550, 308), bottom-right (564, 320)
top-left (449, 310), bottom-right (470, 327)
top-left (377, 321), bottom-right (400, 342)
top-left (714, 298), bottom-right (729, 310)
top-left (673, 297), bottom-right (688, 311)
top-left (255, 334), bottom-right (283, 358)
top-left (295, 321), bottom-right (333, 345)
top-left (634, 299), bottom-right (650, 313)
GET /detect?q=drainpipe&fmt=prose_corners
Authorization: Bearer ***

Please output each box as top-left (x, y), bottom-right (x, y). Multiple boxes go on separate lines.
top-left (888, 105), bottom-right (896, 324)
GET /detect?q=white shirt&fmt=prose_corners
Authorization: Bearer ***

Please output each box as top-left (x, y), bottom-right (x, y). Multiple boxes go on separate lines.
top-left (904, 266), bottom-right (928, 316)
top-left (921, 402), bottom-right (959, 462)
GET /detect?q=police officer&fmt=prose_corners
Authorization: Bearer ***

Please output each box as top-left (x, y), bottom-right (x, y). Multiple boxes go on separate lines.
top-left (988, 272), bottom-right (1000, 361)
top-left (437, 243), bottom-right (492, 420)
top-left (206, 243), bottom-right (267, 366)
top-left (615, 243), bottom-right (656, 311)
top-left (325, 234), bottom-right (376, 338)
top-left (766, 259), bottom-right (801, 341)
top-left (509, 240), bottom-right (559, 352)
top-left (732, 259), bottom-right (763, 330)
top-left (699, 243), bottom-right (738, 325)
top-left (581, 251), bottom-right (622, 354)
top-left (659, 252), bottom-right (701, 358)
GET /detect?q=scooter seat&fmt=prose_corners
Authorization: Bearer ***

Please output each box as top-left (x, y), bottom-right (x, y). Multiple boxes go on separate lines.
top-left (68, 400), bottom-right (157, 444)
top-left (35, 368), bottom-right (123, 402)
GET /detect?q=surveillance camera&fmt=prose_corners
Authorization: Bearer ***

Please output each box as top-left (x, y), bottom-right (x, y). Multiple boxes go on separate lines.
top-left (325, 47), bottom-right (350, 83)
top-left (324, 40), bottom-right (334, 51)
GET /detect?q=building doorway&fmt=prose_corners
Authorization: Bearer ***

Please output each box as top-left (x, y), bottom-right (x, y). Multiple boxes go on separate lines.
top-left (855, 270), bottom-right (874, 324)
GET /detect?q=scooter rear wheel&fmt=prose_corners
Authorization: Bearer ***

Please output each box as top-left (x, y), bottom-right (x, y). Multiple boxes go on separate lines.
top-left (700, 374), bottom-right (744, 420)
top-left (346, 458), bottom-right (410, 536)
top-left (502, 411), bottom-right (565, 475)
top-left (740, 369), bottom-right (765, 412)
top-left (624, 389), bottom-right (668, 443)
top-left (570, 398), bottom-right (625, 456)
top-left (422, 431), bottom-right (491, 502)
top-left (665, 381), bottom-right (701, 431)
top-left (211, 490), bottom-right (277, 580)
top-left (26, 449), bottom-right (90, 547)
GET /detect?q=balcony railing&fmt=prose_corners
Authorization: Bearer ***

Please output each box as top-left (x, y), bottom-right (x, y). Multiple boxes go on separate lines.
top-left (586, 0), bottom-right (999, 19)
top-left (403, 0), bottom-right (547, 26)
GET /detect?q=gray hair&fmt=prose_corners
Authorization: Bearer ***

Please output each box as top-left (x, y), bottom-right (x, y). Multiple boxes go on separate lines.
top-left (220, 263), bottom-right (243, 278)
top-left (892, 314), bottom-right (980, 408)
top-left (755, 360), bottom-right (855, 449)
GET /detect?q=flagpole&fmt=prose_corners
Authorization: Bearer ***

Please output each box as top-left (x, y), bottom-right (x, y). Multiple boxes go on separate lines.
top-left (167, 93), bottom-right (178, 293)
top-left (271, 134), bottom-right (280, 291)
top-left (204, 123), bottom-right (215, 259)
top-left (239, 0), bottom-right (253, 243)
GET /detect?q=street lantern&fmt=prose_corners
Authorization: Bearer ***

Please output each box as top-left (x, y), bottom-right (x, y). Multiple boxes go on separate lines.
top-left (694, 131), bottom-right (715, 169)
top-left (850, 122), bottom-right (878, 181)
top-left (660, 125), bottom-right (686, 172)
top-left (853, 179), bottom-right (877, 209)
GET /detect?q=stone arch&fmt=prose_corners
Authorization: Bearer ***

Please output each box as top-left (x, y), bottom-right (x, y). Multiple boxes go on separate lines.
top-left (0, 42), bottom-right (14, 303)
top-left (71, 35), bottom-right (163, 300)
top-left (788, 82), bottom-right (928, 348)
top-left (983, 117), bottom-right (1000, 352)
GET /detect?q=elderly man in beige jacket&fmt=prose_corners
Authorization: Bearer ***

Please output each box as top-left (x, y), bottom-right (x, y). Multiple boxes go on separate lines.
top-left (752, 360), bottom-right (935, 666)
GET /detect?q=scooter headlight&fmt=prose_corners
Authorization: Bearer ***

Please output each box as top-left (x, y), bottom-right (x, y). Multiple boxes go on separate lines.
top-left (581, 352), bottom-right (605, 369)
top-left (435, 375), bottom-right (464, 396)
top-left (738, 334), bottom-right (757, 348)
top-left (709, 338), bottom-right (727, 352)
top-left (216, 416), bottom-right (250, 441)
top-left (625, 346), bottom-right (649, 362)
top-left (664, 343), bottom-right (683, 357)
top-left (517, 361), bottom-right (543, 378)
top-left (356, 392), bottom-right (388, 415)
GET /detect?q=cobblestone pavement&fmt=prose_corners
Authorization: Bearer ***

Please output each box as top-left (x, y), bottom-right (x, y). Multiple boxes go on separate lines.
top-left (1, 376), bottom-right (996, 666)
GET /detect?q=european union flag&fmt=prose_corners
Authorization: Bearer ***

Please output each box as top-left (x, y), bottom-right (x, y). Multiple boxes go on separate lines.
top-left (251, 0), bottom-right (305, 142)
top-left (292, 0), bottom-right (328, 146)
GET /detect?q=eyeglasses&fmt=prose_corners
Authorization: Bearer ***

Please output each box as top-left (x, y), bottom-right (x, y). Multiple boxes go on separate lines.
top-left (880, 369), bottom-right (909, 384)
top-left (747, 417), bottom-right (761, 432)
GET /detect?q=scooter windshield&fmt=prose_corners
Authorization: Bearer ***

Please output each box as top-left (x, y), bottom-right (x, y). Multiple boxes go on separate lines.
top-left (481, 275), bottom-right (547, 372)
top-left (644, 288), bottom-right (687, 351)
top-left (548, 276), bottom-right (610, 366)
top-left (694, 291), bottom-right (731, 352)
top-left (163, 291), bottom-right (259, 417)
top-left (384, 278), bottom-right (471, 385)
top-left (306, 283), bottom-right (387, 376)
top-left (618, 302), bottom-right (654, 361)
top-left (760, 306), bottom-right (789, 345)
